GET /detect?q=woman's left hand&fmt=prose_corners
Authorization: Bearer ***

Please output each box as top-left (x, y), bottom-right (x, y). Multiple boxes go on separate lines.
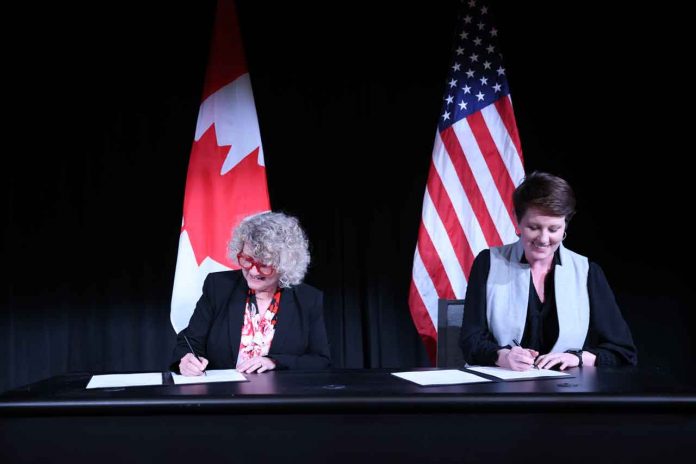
top-left (534, 352), bottom-right (579, 370)
top-left (236, 356), bottom-right (277, 373)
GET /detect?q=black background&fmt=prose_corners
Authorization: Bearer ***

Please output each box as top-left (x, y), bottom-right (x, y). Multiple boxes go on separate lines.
top-left (3, 1), bottom-right (693, 393)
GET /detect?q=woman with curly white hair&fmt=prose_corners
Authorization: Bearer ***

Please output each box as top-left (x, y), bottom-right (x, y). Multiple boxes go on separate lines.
top-left (172, 212), bottom-right (330, 375)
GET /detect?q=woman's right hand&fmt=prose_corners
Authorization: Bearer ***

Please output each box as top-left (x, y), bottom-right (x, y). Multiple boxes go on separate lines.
top-left (496, 346), bottom-right (538, 371)
top-left (179, 353), bottom-right (209, 376)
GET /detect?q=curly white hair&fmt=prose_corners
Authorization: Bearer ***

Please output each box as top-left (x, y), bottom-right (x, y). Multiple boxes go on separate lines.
top-left (228, 211), bottom-right (310, 288)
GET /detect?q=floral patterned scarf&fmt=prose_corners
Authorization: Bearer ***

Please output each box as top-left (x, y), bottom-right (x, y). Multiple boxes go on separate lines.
top-left (237, 288), bottom-right (282, 364)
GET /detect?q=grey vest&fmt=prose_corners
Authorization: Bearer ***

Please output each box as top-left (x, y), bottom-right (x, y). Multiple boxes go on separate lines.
top-left (486, 240), bottom-right (589, 352)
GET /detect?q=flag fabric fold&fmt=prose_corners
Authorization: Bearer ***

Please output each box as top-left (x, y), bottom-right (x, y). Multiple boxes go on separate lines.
top-left (409, 1), bottom-right (525, 363)
top-left (171, 0), bottom-right (270, 333)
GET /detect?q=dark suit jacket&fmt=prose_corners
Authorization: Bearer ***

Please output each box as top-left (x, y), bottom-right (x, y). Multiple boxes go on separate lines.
top-left (171, 270), bottom-right (331, 371)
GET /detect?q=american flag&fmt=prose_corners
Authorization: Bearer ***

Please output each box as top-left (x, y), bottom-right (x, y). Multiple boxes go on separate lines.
top-left (409, 0), bottom-right (524, 363)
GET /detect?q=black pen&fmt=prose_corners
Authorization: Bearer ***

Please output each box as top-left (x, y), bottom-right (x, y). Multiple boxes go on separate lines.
top-left (512, 338), bottom-right (539, 369)
top-left (183, 335), bottom-right (207, 376)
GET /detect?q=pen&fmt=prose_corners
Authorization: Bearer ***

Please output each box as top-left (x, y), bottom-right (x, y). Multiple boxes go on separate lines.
top-left (183, 335), bottom-right (207, 376)
top-left (512, 338), bottom-right (539, 369)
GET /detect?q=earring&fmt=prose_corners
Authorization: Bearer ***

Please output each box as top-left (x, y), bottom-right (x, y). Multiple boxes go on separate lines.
top-left (562, 232), bottom-right (567, 240)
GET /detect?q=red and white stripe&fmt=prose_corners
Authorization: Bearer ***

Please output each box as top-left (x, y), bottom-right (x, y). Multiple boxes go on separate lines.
top-left (409, 95), bottom-right (524, 363)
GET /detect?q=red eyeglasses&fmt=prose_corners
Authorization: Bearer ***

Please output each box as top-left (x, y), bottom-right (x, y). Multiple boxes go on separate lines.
top-left (237, 252), bottom-right (275, 276)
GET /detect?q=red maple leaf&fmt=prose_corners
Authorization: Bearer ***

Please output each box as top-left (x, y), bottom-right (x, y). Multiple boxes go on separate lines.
top-left (182, 124), bottom-right (270, 266)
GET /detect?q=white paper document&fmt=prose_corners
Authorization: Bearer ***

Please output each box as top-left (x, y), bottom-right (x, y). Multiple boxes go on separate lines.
top-left (86, 373), bottom-right (163, 389)
top-left (392, 369), bottom-right (491, 386)
top-left (466, 366), bottom-right (572, 380)
top-left (171, 369), bottom-right (247, 385)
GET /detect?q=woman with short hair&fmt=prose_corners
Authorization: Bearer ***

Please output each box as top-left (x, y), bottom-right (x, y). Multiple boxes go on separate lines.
top-left (172, 211), bottom-right (331, 375)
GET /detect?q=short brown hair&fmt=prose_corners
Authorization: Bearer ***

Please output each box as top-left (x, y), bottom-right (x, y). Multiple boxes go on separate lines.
top-left (513, 171), bottom-right (576, 223)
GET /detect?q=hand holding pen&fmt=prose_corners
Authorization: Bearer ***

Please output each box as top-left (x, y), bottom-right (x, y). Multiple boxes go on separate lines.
top-left (505, 339), bottom-right (539, 371)
top-left (179, 335), bottom-right (209, 376)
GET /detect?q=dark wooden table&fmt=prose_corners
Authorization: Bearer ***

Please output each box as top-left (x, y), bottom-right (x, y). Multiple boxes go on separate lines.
top-left (2, 367), bottom-right (694, 463)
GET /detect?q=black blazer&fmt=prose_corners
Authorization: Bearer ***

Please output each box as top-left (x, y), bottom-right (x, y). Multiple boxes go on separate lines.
top-left (171, 270), bottom-right (331, 371)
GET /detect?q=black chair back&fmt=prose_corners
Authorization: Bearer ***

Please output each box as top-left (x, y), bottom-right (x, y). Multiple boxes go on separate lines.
top-left (436, 298), bottom-right (466, 368)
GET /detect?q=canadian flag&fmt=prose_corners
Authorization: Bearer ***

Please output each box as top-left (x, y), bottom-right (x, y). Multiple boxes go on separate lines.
top-left (171, 0), bottom-right (270, 333)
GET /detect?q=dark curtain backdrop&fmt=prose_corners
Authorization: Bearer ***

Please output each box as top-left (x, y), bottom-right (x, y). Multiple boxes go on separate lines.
top-left (3, 1), bottom-right (693, 393)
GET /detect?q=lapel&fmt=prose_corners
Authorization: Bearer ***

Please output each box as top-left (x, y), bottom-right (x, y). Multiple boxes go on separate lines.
top-left (226, 273), bottom-right (249, 362)
top-left (271, 287), bottom-right (298, 351)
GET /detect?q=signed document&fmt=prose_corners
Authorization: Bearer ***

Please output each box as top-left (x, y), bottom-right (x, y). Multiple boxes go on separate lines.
top-left (171, 369), bottom-right (248, 385)
top-left (392, 369), bottom-right (492, 386)
top-left (466, 365), bottom-right (572, 380)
